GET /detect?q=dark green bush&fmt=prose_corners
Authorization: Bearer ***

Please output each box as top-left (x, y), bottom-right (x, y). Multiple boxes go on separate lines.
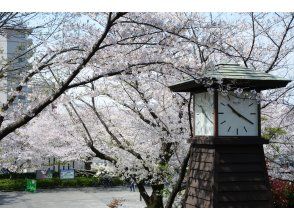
top-left (0, 172), bottom-right (36, 179)
top-left (0, 179), bottom-right (26, 191)
top-left (0, 172), bottom-right (61, 179)
top-left (112, 177), bottom-right (124, 186)
top-left (0, 176), bottom-right (124, 191)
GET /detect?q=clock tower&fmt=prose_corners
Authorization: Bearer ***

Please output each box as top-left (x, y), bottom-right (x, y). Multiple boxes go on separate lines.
top-left (169, 64), bottom-right (291, 208)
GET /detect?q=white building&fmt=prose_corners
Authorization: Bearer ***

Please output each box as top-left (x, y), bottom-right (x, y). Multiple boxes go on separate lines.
top-left (0, 27), bottom-right (32, 108)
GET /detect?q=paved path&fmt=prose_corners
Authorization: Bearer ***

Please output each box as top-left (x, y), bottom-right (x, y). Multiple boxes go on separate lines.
top-left (0, 187), bottom-right (147, 208)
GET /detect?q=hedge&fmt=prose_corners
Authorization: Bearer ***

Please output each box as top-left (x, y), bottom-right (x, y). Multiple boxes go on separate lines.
top-left (0, 171), bottom-right (96, 179)
top-left (0, 172), bottom-right (38, 179)
top-left (0, 176), bottom-right (124, 191)
top-left (270, 178), bottom-right (294, 208)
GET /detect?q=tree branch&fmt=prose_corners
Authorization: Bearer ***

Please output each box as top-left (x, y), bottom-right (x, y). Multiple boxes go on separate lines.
top-left (66, 102), bottom-right (117, 164)
top-left (0, 12), bottom-right (125, 140)
top-left (165, 145), bottom-right (191, 208)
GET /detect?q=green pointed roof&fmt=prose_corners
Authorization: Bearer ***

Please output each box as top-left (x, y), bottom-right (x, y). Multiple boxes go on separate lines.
top-left (169, 64), bottom-right (291, 92)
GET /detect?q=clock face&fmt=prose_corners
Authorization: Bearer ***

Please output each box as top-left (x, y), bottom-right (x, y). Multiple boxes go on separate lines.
top-left (218, 92), bottom-right (259, 136)
top-left (194, 92), bottom-right (214, 136)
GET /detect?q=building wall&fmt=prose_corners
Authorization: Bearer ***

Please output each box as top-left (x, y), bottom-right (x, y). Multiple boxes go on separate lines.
top-left (0, 34), bottom-right (8, 60)
top-left (0, 78), bottom-right (7, 104)
top-left (0, 34), bottom-right (8, 105)
top-left (0, 28), bottom-right (31, 107)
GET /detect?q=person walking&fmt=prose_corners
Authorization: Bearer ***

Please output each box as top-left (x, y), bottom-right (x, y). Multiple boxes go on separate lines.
top-left (130, 180), bottom-right (136, 192)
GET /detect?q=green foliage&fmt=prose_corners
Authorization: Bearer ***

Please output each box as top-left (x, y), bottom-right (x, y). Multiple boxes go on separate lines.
top-left (111, 177), bottom-right (125, 186)
top-left (157, 163), bottom-right (169, 172)
top-left (156, 163), bottom-right (173, 183)
top-left (262, 127), bottom-right (287, 140)
top-left (0, 172), bottom-right (59, 179)
top-left (162, 187), bottom-right (171, 198)
top-left (271, 179), bottom-right (294, 208)
top-left (36, 177), bottom-right (101, 189)
top-left (0, 176), bottom-right (124, 191)
top-left (288, 192), bottom-right (294, 207)
top-left (0, 179), bottom-right (26, 191)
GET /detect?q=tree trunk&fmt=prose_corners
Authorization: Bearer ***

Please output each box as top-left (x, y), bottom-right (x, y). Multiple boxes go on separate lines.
top-left (147, 184), bottom-right (164, 208)
top-left (137, 182), bottom-right (164, 208)
top-left (84, 157), bottom-right (92, 170)
top-left (137, 182), bottom-right (150, 205)
top-left (165, 146), bottom-right (191, 208)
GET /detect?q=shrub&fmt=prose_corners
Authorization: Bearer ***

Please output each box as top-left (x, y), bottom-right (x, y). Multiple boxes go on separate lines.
top-left (270, 178), bottom-right (294, 208)
top-left (0, 172), bottom-right (36, 179)
top-left (0, 179), bottom-right (26, 191)
top-left (0, 171), bottom-right (60, 179)
top-left (111, 177), bottom-right (124, 186)
top-left (0, 176), bottom-right (124, 191)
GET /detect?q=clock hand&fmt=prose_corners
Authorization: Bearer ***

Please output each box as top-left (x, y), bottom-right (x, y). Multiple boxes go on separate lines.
top-left (227, 104), bottom-right (254, 125)
top-left (199, 105), bottom-right (213, 124)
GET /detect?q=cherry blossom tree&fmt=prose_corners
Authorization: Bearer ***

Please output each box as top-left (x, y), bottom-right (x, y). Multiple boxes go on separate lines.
top-left (76, 12), bottom-right (294, 206)
top-left (0, 12), bottom-right (129, 140)
top-left (1, 12), bottom-right (294, 208)
top-left (0, 108), bottom-right (91, 171)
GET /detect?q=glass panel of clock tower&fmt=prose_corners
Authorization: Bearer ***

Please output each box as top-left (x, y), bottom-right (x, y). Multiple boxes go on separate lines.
top-left (194, 92), bottom-right (214, 136)
top-left (218, 92), bottom-right (258, 136)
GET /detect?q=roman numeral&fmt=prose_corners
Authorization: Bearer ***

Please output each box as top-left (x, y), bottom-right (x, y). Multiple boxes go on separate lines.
top-left (221, 102), bottom-right (225, 106)
top-left (227, 126), bottom-right (231, 132)
top-left (250, 113), bottom-right (256, 115)
top-left (220, 120), bottom-right (226, 124)
top-left (249, 103), bottom-right (253, 106)
top-left (218, 112), bottom-right (224, 114)
top-left (236, 128), bottom-right (238, 135)
top-left (244, 126), bottom-right (247, 132)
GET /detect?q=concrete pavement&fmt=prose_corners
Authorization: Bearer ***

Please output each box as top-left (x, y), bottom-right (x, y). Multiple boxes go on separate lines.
top-left (0, 187), bottom-right (147, 208)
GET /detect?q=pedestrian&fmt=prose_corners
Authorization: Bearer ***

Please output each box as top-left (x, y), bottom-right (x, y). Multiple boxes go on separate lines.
top-left (130, 180), bottom-right (135, 192)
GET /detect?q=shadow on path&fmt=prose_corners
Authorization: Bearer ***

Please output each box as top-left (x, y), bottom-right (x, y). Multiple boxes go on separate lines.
top-left (0, 192), bottom-right (27, 206)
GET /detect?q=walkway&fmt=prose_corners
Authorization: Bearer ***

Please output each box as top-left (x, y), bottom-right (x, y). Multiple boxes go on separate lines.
top-left (0, 187), bottom-right (146, 208)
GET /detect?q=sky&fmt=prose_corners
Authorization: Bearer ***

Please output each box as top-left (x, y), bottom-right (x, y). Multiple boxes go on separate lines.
top-left (2, 0), bottom-right (294, 12)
